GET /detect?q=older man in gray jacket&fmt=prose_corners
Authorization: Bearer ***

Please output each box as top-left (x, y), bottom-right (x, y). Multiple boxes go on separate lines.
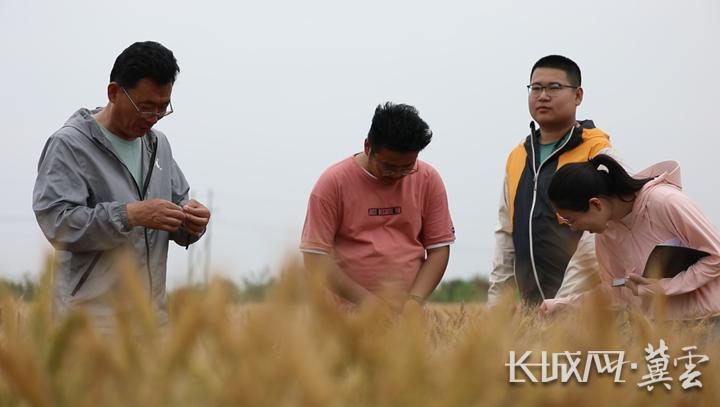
top-left (33, 41), bottom-right (210, 332)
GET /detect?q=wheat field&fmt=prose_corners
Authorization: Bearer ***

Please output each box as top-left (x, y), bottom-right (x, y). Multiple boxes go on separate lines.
top-left (0, 257), bottom-right (718, 406)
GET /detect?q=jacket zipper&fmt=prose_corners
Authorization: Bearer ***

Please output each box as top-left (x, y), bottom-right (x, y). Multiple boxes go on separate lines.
top-left (73, 135), bottom-right (157, 299)
top-left (141, 141), bottom-right (158, 301)
top-left (527, 122), bottom-right (575, 301)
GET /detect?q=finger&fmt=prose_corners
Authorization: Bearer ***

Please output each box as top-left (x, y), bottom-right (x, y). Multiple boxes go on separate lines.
top-left (159, 202), bottom-right (184, 213)
top-left (156, 200), bottom-right (182, 210)
top-left (186, 224), bottom-right (204, 236)
top-left (183, 199), bottom-right (203, 210)
top-left (183, 209), bottom-right (208, 220)
top-left (183, 205), bottom-right (208, 216)
top-left (185, 213), bottom-right (209, 226)
top-left (185, 218), bottom-right (206, 232)
top-left (627, 274), bottom-right (642, 283)
top-left (164, 208), bottom-right (187, 221)
top-left (162, 216), bottom-right (184, 228)
top-left (157, 224), bottom-right (181, 233)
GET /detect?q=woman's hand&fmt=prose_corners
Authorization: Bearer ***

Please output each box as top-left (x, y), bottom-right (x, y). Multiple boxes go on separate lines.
top-left (540, 299), bottom-right (568, 315)
top-left (625, 274), bottom-right (665, 296)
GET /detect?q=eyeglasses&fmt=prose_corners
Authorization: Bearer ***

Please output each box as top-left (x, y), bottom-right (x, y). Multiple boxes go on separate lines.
top-left (121, 86), bottom-right (173, 119)
top-left (378, 164), bottom-right (418, 177)
top-left (557, 214), bottom-right (575, 225)
top-left (527, 83), bottom-right (578, 97)
top-left (369, 152), bottom-right (418, 177)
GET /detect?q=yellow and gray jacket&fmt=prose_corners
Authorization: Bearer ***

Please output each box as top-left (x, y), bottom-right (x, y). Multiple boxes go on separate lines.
top-left (489, 120), bottom-right (612, 306)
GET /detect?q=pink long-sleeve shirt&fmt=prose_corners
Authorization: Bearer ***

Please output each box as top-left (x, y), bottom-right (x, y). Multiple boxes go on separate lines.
top-left (544, 161), bottom-right (720, 320)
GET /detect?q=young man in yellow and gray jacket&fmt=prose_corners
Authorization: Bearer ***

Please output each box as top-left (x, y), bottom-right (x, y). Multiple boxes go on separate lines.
top-left (488, 55), bottom-right (613, 306)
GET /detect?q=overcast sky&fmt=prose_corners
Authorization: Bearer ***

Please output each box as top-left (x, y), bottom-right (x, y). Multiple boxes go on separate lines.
top-left (1, 0), bottom-right (719, 288)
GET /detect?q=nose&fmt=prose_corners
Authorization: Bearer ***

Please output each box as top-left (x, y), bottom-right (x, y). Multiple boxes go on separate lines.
top-left (537, 88), bottom-right (551, 100)
top-left (145, 115), bottom-right (160, 125)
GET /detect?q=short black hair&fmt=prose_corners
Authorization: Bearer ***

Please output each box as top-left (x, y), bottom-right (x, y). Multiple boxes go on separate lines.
top-left (530, 55), bottom-right (581, 86)
top-left (367, 102), bottom-right (432, 153)
top-left (110, 41), bottom-right (180, 89)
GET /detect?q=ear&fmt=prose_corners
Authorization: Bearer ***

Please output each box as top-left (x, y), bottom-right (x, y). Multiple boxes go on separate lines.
top-left (575, 87), bottom-right (584, 106)
top-left (363, 138), bottom-right (370, 155)
top-left (107, 82), bottom-right (120, 103)
top-left (588, 197), bottom-right (603, 210)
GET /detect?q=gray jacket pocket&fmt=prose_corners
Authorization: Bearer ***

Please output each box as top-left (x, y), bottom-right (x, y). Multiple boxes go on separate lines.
top-left (71, 252), bottom-right (102, 296)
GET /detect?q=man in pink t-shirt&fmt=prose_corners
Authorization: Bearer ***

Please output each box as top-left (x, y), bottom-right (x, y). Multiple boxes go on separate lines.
top-left (300, 102), bottom-right (455, 312)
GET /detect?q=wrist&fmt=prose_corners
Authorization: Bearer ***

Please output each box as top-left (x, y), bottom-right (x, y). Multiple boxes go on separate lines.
top-left (408, 294), bottom-right (425, 305)
top-left (359, 291), bottom-right (379, 305)
top-left (126, 202), bottom-right (139, 227)
top-left (117, 203), bottom-right (132, 231)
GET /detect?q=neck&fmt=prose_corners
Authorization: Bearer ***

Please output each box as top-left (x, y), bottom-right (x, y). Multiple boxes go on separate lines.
top-left (611, 196), bottom-right (636, 221)
top-left (538, 120), bottom-right (577, 144)
top-left (93, 104), bottom-right (133, 141)
top-left (355, 152), bottom-right (373, 173)
top-left (93, 105), bottom-right (112, 128)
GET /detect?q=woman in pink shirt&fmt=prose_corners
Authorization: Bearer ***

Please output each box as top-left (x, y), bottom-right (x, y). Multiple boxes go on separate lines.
top-left (542, 154), bottom-right (720, 323)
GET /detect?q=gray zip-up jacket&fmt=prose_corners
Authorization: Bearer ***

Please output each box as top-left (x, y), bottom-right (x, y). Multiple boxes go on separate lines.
top-left (33, 108), bottom-right (200, 332)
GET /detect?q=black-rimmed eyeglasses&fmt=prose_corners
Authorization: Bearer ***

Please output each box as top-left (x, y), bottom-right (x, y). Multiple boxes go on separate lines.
top-left (527, 83), bottom-right (578, 97)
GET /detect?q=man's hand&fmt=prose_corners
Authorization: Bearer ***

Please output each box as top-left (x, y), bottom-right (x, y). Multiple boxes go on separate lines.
top-left (361, 293), bottom-right (390, 311)
top-left (127, 199), bottom-right (185, 232)
top-left (182, 199), bottom-right (210, 236)
top-left (626, 274), bottom-right (665, 296)
top-left (400, 297), bottom-right (425, 318)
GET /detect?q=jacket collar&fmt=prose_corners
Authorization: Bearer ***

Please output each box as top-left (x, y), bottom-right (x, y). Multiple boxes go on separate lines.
top-left (65, 107), bottom-right (158, 152)
top-left (525, 120), bottom-right (597, 155)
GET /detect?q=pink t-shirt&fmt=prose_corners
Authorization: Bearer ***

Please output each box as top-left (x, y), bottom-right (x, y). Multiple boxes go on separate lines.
top-left (300, 155), bottom-right (455, 294)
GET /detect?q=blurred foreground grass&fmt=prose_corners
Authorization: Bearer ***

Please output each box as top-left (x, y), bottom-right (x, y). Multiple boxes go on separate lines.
top-left (0, 258), bottom-right (718, 406)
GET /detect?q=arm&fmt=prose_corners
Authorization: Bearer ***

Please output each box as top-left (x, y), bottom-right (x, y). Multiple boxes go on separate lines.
top-left (33, 136), bottom-right (190, 252)
top-left (302, 252), bottom-right (382, 306)
top-left (648, 191), bottom-right (720, 296)
top-left (407, 246), bottom-right (450, 300)
top-left (488, 179), bottom-right (516, 307)
top-left (165, 153), bottom-right (205, 247)
top-left (299, 174), bottom-right (387, 306)
top-left (33, 136), bottom-right (133, 252)
top-left (554, 231), bottom-right (601, 298)
top-left (543, 277), bottom-right (625, 314)
top-left (406, 165), bottom-right (455, 308)
top-left (543, 235), bottom-right (637, 313)
top-left (400, 246), bottom-right (450, 315)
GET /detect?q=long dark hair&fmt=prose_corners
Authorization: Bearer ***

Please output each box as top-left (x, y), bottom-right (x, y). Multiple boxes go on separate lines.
top-left (548, 154), bottom-right (653, 211)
